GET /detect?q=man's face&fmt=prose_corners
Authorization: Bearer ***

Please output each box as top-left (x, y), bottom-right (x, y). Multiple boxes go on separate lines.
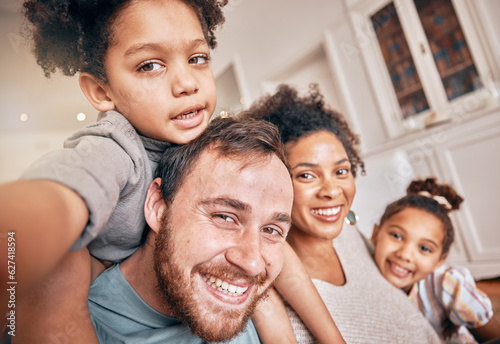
top-left (153, 151), bottom-right (293, 342)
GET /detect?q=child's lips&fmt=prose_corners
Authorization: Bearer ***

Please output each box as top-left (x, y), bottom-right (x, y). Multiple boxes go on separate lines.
top-left (171, 106), bottom-right (205, 129)
top-left (388, 261), bottom-right (412, 278)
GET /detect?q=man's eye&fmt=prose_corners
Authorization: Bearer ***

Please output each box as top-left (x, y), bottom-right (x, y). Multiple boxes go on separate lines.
top-left (138, 61), bottom-right (162, 72)
top-left (261, 227), bottom-right (280, 236)
top-left (214, 214), bottom-right (235, 223)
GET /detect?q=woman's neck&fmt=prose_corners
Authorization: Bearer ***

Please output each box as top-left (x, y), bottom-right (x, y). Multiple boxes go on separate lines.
top-left (287, 229), bottom-right (346, 286)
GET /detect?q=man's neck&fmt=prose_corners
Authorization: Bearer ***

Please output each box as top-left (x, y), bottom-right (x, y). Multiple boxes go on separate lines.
top-left (119, 235), bottom-right (176, 317)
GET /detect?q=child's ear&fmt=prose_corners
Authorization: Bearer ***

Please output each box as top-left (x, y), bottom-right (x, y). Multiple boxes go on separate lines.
top-left (435, 252), bottom-right (449, 269)
top-left (79, 72), bottom-right (115, 112)
top-left (371, 224), bottom-right (379, 245)
top-left (144, 178), bottom-right (167, 234)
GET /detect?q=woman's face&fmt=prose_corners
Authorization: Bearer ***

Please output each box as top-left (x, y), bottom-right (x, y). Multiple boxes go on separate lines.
top-left (286, 131), bottom-right (356, 241)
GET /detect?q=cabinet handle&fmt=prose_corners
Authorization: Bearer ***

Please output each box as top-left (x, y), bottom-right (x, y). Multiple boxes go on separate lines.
top-left (420, 43), bottom-right (426, 54)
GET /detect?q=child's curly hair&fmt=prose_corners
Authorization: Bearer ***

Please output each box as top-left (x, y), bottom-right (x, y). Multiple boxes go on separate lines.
top-left (22, 0), bottom-right (228, 81)
top-left (379, 177), bottom-right (464, 256)
top-left (244, 83), bottom-right (365, 178)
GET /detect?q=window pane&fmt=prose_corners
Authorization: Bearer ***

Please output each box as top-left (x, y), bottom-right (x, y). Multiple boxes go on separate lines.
top-left (414, 0), bottom-right (481, 100)
top-left (371, 2), bottom-right (430, 119)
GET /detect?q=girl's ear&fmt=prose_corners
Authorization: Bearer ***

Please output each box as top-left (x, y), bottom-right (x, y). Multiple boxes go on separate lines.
top-left (79, 72), bottom-right (115, 112)
top-left (371, 224), bottom-right (380, 245)
top-left (144, 178), bottom-right (167, 234)
top-left (435, 252), bottom-right (449, 269)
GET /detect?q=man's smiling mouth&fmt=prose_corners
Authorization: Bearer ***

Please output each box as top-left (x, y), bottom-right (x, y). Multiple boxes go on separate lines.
top-left (203, 273), bottom-right (249, 296)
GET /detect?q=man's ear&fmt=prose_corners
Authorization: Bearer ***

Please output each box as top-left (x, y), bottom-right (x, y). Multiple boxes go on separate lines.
top-left (144, 178), bottom-right (167, 234)
top-left (371, 224), bottom-right (379, 245)
top-left (79, 72), bottom-right (115, 112)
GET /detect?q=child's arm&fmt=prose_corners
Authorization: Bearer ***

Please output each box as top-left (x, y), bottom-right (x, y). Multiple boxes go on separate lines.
top-left (0, 180), bottom-right (88, 315)
top-left (252, 287), bottom-right (298, 344)
top-left (470, 317), bottom-right (500, 342)
top-left (14, 248), bottom-right (99, 344)
top-left (274, 243), bottom-right (345, 344)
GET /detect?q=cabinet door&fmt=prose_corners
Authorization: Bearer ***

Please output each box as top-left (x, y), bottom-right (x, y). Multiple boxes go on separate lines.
top-left (353, 0), bottom-right (495, 137)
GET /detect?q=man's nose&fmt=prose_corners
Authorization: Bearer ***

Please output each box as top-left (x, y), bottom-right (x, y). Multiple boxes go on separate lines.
top-left (225, 229), bottom-right (266, 277)
top-left (171, 64), bottom-right (199, 97)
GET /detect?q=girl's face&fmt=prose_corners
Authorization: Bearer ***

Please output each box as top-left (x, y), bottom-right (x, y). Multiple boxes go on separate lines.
top-left (371, 207), bottom-right (447, 293)
top-left (286, 131), bottom-right (356, 242)
top-left (99, 0), bottom-right (216, 143)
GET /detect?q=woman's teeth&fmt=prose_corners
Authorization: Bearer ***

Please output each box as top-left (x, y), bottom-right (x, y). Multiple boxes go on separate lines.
top-left (203, 274), bottom-right (248, 296)
top-left (311, 207), bottom-right (341, 216)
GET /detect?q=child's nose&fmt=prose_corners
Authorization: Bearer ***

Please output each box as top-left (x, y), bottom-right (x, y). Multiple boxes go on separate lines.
top-left (171, 65), bottom-right (199, 97)
top-left (396, 244), bottom-right (413, 261)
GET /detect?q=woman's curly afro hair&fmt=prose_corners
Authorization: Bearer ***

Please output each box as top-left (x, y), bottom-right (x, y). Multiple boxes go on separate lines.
top-left (22, 0), bottom-right (228, 81)
top-left (245, 84), bottom-right (365, 178)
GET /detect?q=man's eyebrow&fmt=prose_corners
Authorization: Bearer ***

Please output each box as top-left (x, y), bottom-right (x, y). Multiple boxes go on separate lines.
top-left (124, 39), bottom-right (208, 57)
top-left (201, 197), bottom-right (251, 212)
top-left (272, 212), bottom-right (291, 224)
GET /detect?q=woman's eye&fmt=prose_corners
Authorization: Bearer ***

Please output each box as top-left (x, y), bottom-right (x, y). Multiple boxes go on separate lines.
top-left (138, 62), bottom-right (162, 72)
top-left (337, 168), bottom-right (350, 176)
top-left (189, 55), bottom-right (209, 65)
top-left (297, 173), bottom-right (313, 180)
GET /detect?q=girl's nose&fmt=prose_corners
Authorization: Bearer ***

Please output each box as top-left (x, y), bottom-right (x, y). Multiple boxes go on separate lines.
top-left (171, 64), bottom-right (199, 97)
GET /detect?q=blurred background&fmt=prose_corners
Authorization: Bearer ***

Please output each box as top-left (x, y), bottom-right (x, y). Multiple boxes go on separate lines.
top-left (1, 0), bottom-right (499, 279)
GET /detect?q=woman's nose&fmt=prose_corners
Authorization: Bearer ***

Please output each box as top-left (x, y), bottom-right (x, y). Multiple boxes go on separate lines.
top-left (317, 178), bottom-right (341, 199)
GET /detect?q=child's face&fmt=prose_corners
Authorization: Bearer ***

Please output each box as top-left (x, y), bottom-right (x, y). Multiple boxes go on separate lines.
top-left (101, 0), bottom-right (216, 143)
top-left (371, 207), bottom-right (447, 293)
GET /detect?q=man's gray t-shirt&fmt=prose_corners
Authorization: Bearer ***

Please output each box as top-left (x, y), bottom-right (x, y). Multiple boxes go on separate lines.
top-left (88, 265), bottom-right (261, 343)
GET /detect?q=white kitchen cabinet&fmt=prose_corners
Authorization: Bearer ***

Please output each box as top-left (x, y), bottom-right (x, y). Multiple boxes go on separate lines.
top-left (347, 0), bottom-right (499, 138)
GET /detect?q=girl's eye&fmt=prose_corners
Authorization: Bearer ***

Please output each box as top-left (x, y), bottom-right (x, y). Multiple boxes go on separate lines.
top-left (420, 246), bottom-right (431, 253)
top-left (390, 232), bottom-right (402, 240)
top-left (138, 61), bottom-right (162, 72)
top-left (189, 55), bottom-right (210, 65)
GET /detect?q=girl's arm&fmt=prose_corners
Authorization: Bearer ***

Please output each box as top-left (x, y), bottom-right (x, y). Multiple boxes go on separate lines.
top-left (470, 317), bottom-right (500, 343)
top-left (252, 287), bottom-right (298, 344)
top-left (0, 180), bottom-right (88, 316)
top-left (274, 243), bottom-right (345, 344)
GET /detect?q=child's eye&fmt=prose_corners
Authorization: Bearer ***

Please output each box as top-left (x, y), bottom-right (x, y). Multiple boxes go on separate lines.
top-left (420, 245), bottom-right (431, 253)
top-left (138, 61), bottom-right (163, 72)
top-left (189, 54), bottom-right (210, 65)
top-left (389, 232), bottom-right (402, 240)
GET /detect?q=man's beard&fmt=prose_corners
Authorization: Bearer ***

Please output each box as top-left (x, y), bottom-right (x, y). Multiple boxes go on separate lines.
top-left (153, 214), bottom-right (273, 342)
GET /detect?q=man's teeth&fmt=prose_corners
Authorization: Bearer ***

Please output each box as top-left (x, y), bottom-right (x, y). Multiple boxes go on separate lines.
top-left (177, 110), bottom-right (198, 119)
top-left (203, 274), bottom-right (248, 296)
top-left (311, 207), bottom-right (341, 216)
